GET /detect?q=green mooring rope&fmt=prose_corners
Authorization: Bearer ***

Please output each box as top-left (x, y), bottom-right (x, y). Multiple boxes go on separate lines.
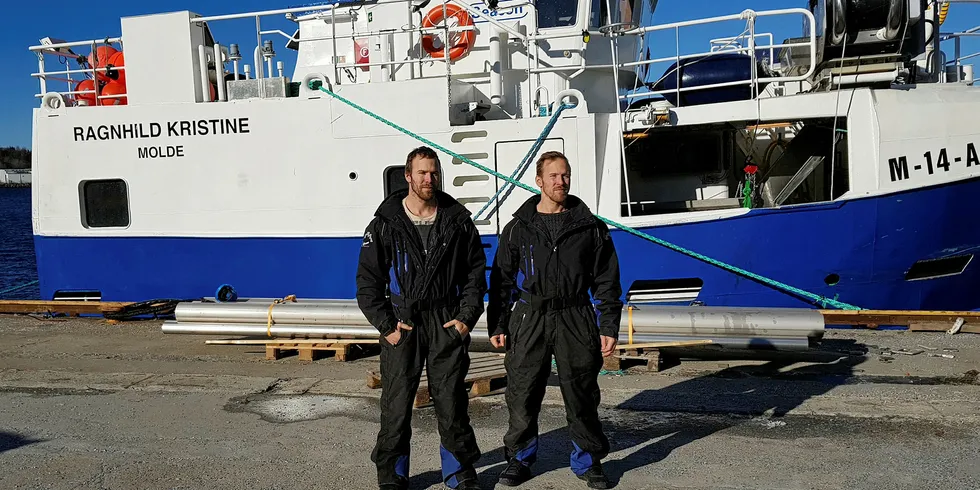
top-left (312, 81), bottom-right (862, 311)
top-left (475, 101), bottom-right (575, 220)
top-left (0, 280), bottom-right (39, 296)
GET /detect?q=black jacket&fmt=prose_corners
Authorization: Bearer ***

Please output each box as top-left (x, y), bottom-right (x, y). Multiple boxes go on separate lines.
top-left (487, 194), bottom-right (623, 338)
top-left (356, 189), bottom-right (487, 337)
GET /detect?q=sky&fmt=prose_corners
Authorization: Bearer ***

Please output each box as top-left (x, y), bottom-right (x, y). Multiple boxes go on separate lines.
top-left (1, 1), bottom-right (977, 150)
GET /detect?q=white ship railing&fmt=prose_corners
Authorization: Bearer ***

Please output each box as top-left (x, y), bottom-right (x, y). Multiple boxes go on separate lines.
top-left (28, 37), bottom-right (127, 105)
top-left (941, 25), bottom-right (980, 83)
top-left (191, 0), bottom-right (528, 84)
top-left (614, 8), bottom-right (817, 106)
top-left (26, 3), bottom-right (817, 112)
top-left (710, 32), bottom-right (776, 70)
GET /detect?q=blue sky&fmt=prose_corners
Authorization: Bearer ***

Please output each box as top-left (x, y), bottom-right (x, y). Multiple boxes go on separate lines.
top-left (1, 1), bottom-right (977, 149)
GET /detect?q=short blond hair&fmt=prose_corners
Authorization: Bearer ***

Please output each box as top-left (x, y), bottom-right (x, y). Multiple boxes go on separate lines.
top-left (535, 151), bottom-right (570, 177)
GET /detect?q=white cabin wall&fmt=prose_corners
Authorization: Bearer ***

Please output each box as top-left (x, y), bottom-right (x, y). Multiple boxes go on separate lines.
top-left (32, 84), bottom-right (593, 239)
top-left (596, 114), bottom-right (624, 220)
top-left (120, 11), bottom-right (208, 104)
top-left (874, 85), bottom-right (980, 193)
top-left (292, 10), bottom-right (359, 84)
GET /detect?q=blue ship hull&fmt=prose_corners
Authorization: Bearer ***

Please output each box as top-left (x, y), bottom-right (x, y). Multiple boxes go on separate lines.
top-left (33, 177), bottom-right (980, 311)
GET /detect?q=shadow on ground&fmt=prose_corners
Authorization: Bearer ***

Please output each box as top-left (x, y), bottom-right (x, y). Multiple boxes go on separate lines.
top-left (410, 339), bottom-right (867, 489)
top-left (0, 431), bottom-right (42, 454)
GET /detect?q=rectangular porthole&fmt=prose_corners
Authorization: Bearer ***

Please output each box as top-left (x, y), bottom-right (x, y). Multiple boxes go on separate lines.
top-left (384, 165), bottom-right (407, 197)
top-left (904, 254), bottom-right (973, 281)
top-left (79, 179), bottom-right (130, 228)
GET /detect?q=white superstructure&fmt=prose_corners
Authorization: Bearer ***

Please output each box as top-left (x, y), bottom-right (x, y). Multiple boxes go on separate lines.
top-left (24, 1), bottom-right (980, 313)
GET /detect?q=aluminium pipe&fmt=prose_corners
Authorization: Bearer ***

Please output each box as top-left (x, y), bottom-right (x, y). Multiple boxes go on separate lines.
top-left (161, 321), bottom-right (380, 338)
top-left (173, 301), bottom-right (825, 338)
top-left (160, 321), bottom-right (813, 351)
top-left (624, 306), bottom-right (824, 339)
top-left (175, 301), bottom-right (376, 326)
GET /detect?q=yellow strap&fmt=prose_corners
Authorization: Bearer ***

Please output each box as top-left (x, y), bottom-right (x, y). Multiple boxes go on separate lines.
top-left (267, 294), bottom-right (297, 337)
top-left (628, 305), bottom-right (634, 345)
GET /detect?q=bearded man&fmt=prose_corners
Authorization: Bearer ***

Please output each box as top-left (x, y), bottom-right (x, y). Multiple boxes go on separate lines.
top-left (487, 150), bottom-right (623, 489)
top-left (356, 146), bottom-right (487, 490)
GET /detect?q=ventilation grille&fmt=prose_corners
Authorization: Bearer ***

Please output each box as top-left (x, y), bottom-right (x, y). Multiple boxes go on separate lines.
top-left (905, 254), bottom-right (973, 281)
top-left (53, 290), bottom-right (102, 302)
top-left (627, 278), bottom-right (703, 304)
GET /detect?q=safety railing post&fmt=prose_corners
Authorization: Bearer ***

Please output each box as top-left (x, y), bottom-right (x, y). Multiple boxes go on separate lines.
top-left (37, 54), bottom-right (46, 95)
top-left (331, 7), bottom-right (339, 85)
top-left (748, 14), bottom-right (757, 98)
top-left (674, 26), bottom-right (680, 108)
top-left (955, 36), bottom-right (962, 82)
top-left (443, 2), bottom-right (452, 112)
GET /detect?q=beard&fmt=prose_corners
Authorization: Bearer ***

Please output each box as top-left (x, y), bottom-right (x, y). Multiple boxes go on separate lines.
top-left (411, 180), bottom-right (435, 201)
top-left (543, 185), bottom-right (567, 203)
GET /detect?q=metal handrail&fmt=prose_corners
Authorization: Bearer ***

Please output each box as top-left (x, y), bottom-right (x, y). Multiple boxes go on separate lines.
top-left (940, 26), bottom-right (980, 82)
top-left (29, 4), bottom-right (818, 110)
top-left (28, 37), bottom-right (122, 52)
top-left (618, 8), bottom-right (815, 104)
top-left (208, 0), bottom-right (509, 84)
top-left (30, 37), bottom-right (125, 104)
top-left (711, 32), bottom-right (775, 70)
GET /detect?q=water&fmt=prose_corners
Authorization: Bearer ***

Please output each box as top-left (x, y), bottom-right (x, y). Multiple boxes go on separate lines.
top-left (0, 188), bottom-right (39, 299)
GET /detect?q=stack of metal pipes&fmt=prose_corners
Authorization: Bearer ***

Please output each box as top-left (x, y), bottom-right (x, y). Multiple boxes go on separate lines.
top-left (161, 298), bottom-right (824, 351)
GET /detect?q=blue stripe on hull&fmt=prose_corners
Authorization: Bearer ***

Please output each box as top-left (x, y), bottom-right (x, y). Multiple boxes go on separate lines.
top-left (33, 178), bottom-right (980, 310)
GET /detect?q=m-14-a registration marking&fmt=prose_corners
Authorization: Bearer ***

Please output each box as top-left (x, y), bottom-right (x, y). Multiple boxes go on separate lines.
top-left (888, 142), bottom-right (980, 182)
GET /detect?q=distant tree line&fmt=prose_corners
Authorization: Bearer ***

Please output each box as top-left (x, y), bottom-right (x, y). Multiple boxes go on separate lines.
top-left (0, 147), bottom-right (31, 170)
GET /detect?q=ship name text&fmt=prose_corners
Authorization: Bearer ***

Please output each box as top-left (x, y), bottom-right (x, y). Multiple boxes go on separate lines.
top-left (72, 118), bottom-right (250, 142)
top-left (888, 142), bottom-right (979, 182)
top-left (71, 118), bottom-right (250, 160)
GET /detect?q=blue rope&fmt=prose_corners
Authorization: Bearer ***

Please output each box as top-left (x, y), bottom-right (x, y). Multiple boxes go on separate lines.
top-left (0, 280), bottom-right (39, 296)
top-left (313, 81), bottom-right (861, 311)
top-left (474, 102), bottom-right (574, 220)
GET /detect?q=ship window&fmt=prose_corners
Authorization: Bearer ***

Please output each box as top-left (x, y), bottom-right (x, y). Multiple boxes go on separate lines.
top-left (590, 0), bottom-right (636, 29)
top-left (79, 179), bottom-right (130, 228)
top-left (538, 0), bottom-right (578, 29)
top-left (384, 166), bottom-right (408, 197)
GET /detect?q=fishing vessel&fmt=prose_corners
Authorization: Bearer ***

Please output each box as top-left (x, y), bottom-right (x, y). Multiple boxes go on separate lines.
top-left (27, 0), bottom-right (980, 312)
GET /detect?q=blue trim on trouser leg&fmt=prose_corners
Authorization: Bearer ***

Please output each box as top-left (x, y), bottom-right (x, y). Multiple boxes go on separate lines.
top-left (440, 445), bottom-right (464, 487)
top-left (570, 441), bottom-right (594, 476)
top-left (395, 454), bottom-right (410, 479)
top-left (515, 436), bottom-right (538, 464)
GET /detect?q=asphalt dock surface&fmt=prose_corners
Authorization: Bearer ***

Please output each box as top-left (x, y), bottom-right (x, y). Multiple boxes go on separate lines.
top-left (1, 315), bottom-right (979, 489)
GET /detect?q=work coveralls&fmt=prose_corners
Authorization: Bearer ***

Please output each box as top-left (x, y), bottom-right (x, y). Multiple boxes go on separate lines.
top-left (488, 194), bottom-right (623, 475)
top-left (356, 189), bottom-right (487, 488)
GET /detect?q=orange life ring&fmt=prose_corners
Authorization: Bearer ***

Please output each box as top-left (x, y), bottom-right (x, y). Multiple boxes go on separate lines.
top-left (421, 4), bottom-right (475, 61)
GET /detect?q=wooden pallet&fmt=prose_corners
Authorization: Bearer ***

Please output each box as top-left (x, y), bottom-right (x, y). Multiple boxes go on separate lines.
top-left (205, 338), bottom-right (379, 362)
top-left (367, 352), bottom-right (507, 408)
top-left (602, 340), bottom-right (714, 372)
top-left (820, 310), bottom-right (980, 330)
top-left (0, 300), bottom-right (131, 316)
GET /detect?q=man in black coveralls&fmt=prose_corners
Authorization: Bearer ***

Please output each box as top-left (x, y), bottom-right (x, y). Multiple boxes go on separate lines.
top-left (487, 151), bottom-right (623, 489)
top-left (356, 146), bottom-right (486, 490)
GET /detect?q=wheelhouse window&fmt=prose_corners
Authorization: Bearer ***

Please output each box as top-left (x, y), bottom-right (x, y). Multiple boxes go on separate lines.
top-left (589, 0), bottom-right (637, 29)
top-left (538, 0), bottom-right (578, 29)
top-left (80, 179), bottom-right (130, 228)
